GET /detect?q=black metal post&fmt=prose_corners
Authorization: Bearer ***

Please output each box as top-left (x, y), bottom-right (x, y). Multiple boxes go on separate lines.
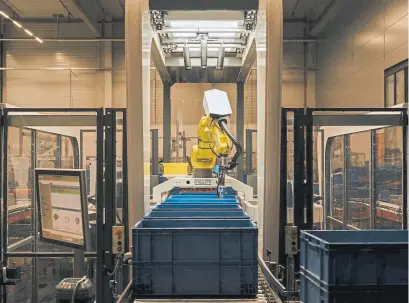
top-left (163, 83), bottom-right (171, 162)
top-left (0, 110), bottom-right (4, 302)
top-left (279, 109), bottom-right (288, 266)
top-left (0, 31), bottom-right (4, 104)
top-left (151, 129), bottom-right (159, 175)
top-left (343, 135), bottom-right (349, 229)
top-left (2, 112), bottom-right (8, 267)
top-left (305, 108), bottom-right (313, 229)
top-left (31, 130), bottom-right (38, 303)
top-left (402, 110), bottom-right (407, 230)
top-left (245, 129), bottom-right (254, 175)
top-left (1, 112), bottom-right (7, 302)
top-left (370, 130), bottom-right (376, 229)
top-left (293, 109), bottom-right (304, 231)
top-left (96, 109), bottom-right (105, 303)
top-left (103, 109), bottom-right (116, 301)
top-left (121, 109), bottom-right (130, 288)
top-left (236, 82), bottom-right (245, 181)
top-left (122, 111), bottom-right (129, 253)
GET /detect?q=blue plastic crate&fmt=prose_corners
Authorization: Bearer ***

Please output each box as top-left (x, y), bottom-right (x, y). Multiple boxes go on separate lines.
top-left (164, 198), bottom-right (238, 204)
top-left (132, 218), bottom-right (258, 297)
top-left (169, 194), bottom-right (237, 199)
top-left (300, 230), bottom-right (408, 289)
top-left (146, 210), bottom-right (249, 219)
top-left (153, 203), bottom-right (242, 210)
top-left (300, 269), bottom-right (408, 303)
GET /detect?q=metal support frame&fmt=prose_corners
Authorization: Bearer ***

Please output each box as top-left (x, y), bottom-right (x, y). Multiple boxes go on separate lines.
top-left (370, 131), bottom-right (376, 229)
top-left (403, 112), bottom-right (408, 229)
top-left (103, 109), bottom-right (116, 300)
top-left (236, 83), bottom-right (245, 182)
top-left (30, 130), bottom-right (38, 303)
top-left (151, 129), bottom-right (159, 175)
top-left (279, 110), bottom-right (288, 267)
top-left (245, 129), bottom-right (256, 175)
top-left (95, 108), bottom-right (106, 303)
top-left (0, 30), bottom-right (3, 104)
top-left (163, 83), bottom-right (171, 162)
top-left (0, 108), bottom-right (130, 303)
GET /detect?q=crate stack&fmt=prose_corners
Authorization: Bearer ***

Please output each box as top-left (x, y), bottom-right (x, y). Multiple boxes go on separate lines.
top-left (300, 230), bottom-right (408, 303)
top-left (132, 192), bottom-right (258, 299)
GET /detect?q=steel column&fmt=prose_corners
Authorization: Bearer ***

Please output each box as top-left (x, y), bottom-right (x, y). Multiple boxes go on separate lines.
top-left (262, 0), bottom-right (283, 262)
top-left (245, 129), bottom-right (255, 175)
top-left (278, 109), bottom-right (288, 266)
top-left (236, 82), bottom-right (245, 181)
top-left (102, 109), bottom-right (116, 299)
top-left (370, 130), bottom-right (376, 229)
top-left (95, 109), bottom-right (106, 303)
top-left (305, 108), bottom-right (313, 229)
top-left (163, 83), bottom-right (171, 162)
top-left (31, 130), bottom-right (38, 303)
top-left (151, 129), bottom-right (159, 175)
top-left (1, 113), bottom-right (7, 302)
top-left (125, 0), bottom-right (145, 249)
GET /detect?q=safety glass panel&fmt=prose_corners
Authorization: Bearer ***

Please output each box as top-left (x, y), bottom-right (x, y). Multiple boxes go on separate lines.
top-left (346, 132), bottom-right (371, 230)
top-left (312, 108), bottom-right (406, 231)
top-left (3, 110), bottom-right (99, 303)
top-left (375, 126), bottom-right (404, 229)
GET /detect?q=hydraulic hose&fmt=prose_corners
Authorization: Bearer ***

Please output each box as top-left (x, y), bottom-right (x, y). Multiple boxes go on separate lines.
top-left (217, 118), bottom-right (243, 170)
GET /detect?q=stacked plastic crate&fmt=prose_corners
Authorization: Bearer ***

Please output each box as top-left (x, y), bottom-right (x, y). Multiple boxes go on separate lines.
top-left (132, 192), bottom-right (258, 298)
top-left (300, 230), bottom-right (408, 303)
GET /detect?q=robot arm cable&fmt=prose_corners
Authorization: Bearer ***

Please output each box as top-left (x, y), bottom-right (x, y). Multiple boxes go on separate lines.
top-left (217, 118), bottom-right (243, 170)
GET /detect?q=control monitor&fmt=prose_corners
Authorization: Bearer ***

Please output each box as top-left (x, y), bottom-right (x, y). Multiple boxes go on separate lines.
top-left (35, 169), bottom-right (90, 250)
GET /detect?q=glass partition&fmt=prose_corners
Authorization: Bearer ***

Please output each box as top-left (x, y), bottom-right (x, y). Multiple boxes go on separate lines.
top-left (328, 136), bottom-right (345, 229)
top-left (346, 132), bottom-right (370, 230)
top-left (3, 109), bottom-right (100, 303)
top-left (375, 126), bottom-right (404, 229)
top-left (313, 108), bottom-right (407, 231)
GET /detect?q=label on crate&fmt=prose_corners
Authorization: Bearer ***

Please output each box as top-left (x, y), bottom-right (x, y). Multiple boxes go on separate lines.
top-left (194, 179), bottom-right (213, 186)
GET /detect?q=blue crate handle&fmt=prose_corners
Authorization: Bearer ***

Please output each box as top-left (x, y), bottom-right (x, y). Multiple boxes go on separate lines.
top-left (308, 242), bottom-right (320, 255)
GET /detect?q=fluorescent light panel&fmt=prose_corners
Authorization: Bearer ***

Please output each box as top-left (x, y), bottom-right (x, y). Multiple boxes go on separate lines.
top-left (169, 20), bottom-right (240, 28)
top-left (0, 10), bottom-right (43, 43)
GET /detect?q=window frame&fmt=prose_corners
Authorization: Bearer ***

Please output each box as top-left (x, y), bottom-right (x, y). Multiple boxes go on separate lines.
top-left (384, 59), bottom-right (408, 107)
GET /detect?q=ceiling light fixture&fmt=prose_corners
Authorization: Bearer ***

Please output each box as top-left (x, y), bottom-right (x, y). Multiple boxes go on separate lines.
top-left (0, 11), bottom-right (43, 43)
top-left (200, 37), bottom-right (207, 69)
top-left (183, 43), bottom-right (192, 70)
top-left (216, 43), bottom-right (225, 70)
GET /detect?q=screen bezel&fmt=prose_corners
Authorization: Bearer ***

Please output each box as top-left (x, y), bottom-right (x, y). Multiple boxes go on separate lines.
top-left (35, 168), bottom-right (90, 251)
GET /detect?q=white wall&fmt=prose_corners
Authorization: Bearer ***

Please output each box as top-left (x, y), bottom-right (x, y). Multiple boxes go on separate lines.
top-left (316, 0), bottom-right (408, 108)
top-left (4, 23), bottom-right (104, 108)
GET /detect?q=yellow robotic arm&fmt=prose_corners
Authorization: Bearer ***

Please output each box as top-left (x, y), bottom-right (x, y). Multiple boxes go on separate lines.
top-left (191, 115), bottom-right (231, 170)
top-left (190, 89), bottom-right (243, 198)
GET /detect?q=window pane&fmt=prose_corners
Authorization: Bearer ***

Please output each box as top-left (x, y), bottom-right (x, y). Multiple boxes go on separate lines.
top-left (385, 75), bottom-right (395, 107)
top-left (328, 136), bottom-right (344, 229)
top-left (396, 70), bottom-right (405, 105)
top-left (375, 127), bottom-right (403, 229)
top-left (346, 132), bottom-right (370, 230)
top-left (61, 137), bottom-right (75, 168)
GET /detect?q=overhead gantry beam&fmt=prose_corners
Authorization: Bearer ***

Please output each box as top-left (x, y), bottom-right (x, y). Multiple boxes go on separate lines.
top-left (309, 0), bottom-right (347, 37)
top-left (151, 35), bottom-right (172, 84)
top-left (59, 0), bottom-right (101, 37)
top-left (236, 37), bottom-right (256, 83)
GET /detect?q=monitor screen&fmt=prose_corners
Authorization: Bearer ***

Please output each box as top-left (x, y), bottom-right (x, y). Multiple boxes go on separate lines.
top-left (36, 169), bottom-right (89, 250)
